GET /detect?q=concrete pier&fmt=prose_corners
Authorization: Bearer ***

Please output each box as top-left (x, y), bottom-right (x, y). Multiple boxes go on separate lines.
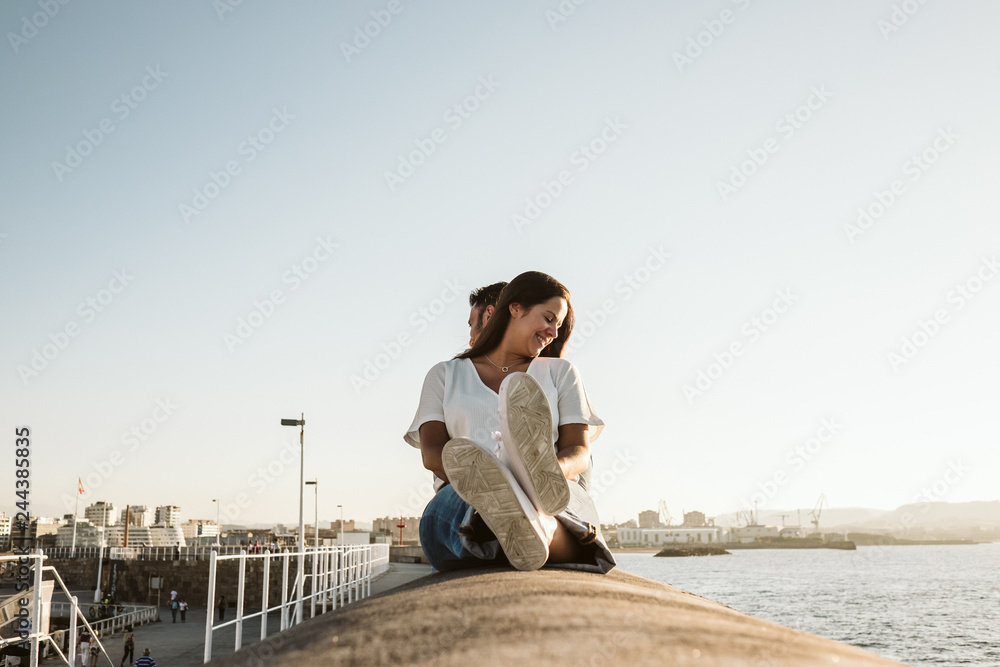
top-left (36, 563), bottom-right (432, 666)
top-left (207, 567), bottom-right (903, 666)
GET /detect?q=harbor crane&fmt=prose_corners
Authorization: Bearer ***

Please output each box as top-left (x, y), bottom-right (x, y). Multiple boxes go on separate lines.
top-left (809, 493), bottom-right (828, 535)
top-left (658, 500), bottom-right (673, 528)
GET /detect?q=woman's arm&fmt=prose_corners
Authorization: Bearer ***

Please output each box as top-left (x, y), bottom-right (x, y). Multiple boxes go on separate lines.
top-left (419, 420), bottom-right (450, 483)
top-left (555, 423), bottom-right (591, 480)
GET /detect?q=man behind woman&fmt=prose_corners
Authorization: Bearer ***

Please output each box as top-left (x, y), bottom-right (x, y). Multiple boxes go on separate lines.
top-left (406, 271), bottom-right (614, 573)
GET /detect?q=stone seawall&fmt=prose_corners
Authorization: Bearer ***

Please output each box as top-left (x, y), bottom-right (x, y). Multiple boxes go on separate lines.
top-left (207, 568), bottom-right (905, 667)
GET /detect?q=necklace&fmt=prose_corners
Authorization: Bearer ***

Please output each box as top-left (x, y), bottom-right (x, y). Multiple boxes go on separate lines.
top-left (484, 353), bottom-right (516, 373)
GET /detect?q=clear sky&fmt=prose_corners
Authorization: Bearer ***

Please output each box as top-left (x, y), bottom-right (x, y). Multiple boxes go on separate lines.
top-left (2, 1), bottom-right (998, 529)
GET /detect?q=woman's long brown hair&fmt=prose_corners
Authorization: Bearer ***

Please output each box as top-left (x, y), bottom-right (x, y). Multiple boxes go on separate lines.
top-left (456, 271), bottom-right (574, 360)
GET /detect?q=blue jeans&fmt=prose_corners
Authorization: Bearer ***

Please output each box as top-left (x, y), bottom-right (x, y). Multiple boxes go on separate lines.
top-left (419, 485), bottom-right (508, 572)
top-left (420, 469), bottom-right (616, 574)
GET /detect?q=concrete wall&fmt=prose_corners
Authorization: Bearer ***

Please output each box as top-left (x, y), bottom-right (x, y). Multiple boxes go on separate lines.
top-left (48, 557), bottom-right (306, 610)
top-left (389, 546), bottom-right (428, 564)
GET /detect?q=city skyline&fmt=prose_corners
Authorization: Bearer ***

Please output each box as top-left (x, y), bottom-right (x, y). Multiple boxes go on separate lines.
top-left (2, 2), bottom-right (999, 526)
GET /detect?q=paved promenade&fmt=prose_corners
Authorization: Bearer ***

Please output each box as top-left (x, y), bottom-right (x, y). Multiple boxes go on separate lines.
top-left (42, 563), bottom-right (432, 666)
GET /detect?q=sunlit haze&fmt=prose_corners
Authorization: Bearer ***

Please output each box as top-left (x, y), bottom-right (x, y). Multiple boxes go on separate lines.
top-left (2, 1), bottom-right (998, 529)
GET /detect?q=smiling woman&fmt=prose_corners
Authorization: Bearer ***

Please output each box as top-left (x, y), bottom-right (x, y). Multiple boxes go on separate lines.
top-left (404, 271), bottom-right (615, 573)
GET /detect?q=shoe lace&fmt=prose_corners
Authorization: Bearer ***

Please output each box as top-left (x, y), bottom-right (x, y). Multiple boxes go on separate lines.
top-left (490, 431), bottom-right (509, 467)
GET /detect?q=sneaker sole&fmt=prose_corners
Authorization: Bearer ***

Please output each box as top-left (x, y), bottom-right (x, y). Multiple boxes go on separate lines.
top-left (499, 373), bottom-right (571, 515)
top-left (442, 438), bottom-right (549, 571)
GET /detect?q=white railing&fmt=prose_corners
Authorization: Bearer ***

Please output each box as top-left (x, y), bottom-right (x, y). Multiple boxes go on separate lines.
top-left (0, 550), bottom-right (115, 667)
top-left (203, 544), bottom-right (389, 663)
top-left (49, 601), bottom-right (159, 637)
top-left (43, 544), bottom-right (254, 561)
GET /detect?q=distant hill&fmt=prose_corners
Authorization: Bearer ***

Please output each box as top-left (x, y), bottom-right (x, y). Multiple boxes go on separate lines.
top-left (830, 501), bottom-right (1000, 538)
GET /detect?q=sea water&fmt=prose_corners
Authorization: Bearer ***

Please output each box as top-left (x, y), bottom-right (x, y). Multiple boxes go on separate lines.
top-left (614, 543), bottom-right (1000, 666)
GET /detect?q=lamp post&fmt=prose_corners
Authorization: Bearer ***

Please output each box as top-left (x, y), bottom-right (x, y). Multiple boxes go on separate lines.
top-left (337, 504), bottom-right (343, 546)
top-left (212, 499), bottom-right (220, 546)
top-left (94, 502), bottom-right (107, 603)
top-left (305, 479), bottom-right (319, 618)
top-left (281, 414), bottom-right (305, 624)
top-left (305, 480), bottom-right (319, 552)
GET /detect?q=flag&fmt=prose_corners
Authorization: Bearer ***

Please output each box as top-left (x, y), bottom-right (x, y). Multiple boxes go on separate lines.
top-left (78, 477), bottom-right (84, 494)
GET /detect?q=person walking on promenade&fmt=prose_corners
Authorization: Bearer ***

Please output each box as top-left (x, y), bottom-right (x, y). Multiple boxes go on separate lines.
top-left (170, 597), bottom-right (179, 623)
top-left (120, 627), bottom-right (135, 667)
top-left (179, 597), bottom-right (188, 622)
top-left (217, 594), bottom-right (227, 621)
top-left (134, 648), bottom-right (156, 667)
top-left (87, 630), bottom-right (100, 667)
top-left (77, 631), bottom-right (90, 667)
top-left (406, 271), bottom-right (615, 573)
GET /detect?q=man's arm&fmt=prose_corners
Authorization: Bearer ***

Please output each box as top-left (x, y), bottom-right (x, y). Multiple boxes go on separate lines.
top-left (555, 423), bottom-right (591, 480)
top-left (419, 421), bottom-right (450, 483)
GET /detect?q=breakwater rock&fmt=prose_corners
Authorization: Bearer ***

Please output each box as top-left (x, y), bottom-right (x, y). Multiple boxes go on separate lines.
top-left (654, 546), bottom-right (731, 557)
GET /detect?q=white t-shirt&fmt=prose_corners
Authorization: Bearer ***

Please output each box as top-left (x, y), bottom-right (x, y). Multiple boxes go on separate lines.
top-left (405, 357), bottom-right (604, 491)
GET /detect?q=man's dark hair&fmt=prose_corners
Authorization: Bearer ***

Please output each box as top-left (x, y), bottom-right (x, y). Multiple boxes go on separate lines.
top-left (469, 281), bottom-right (508, 308)
top-left (458, 271), bottom-right (573, 360)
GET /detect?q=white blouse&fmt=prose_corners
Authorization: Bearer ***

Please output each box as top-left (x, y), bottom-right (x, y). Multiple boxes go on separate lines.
top-left (405, 357), bottom-right (604, 490)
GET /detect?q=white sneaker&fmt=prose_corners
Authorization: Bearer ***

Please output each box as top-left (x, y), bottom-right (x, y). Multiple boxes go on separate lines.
top-left (498, 372), bottom-right (571, 515)
top-left (441, 438), bottom-right (549, 571)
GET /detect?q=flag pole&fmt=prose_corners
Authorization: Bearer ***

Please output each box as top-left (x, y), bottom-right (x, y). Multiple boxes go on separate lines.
top-left (71, 478), bottom-right (81, 556)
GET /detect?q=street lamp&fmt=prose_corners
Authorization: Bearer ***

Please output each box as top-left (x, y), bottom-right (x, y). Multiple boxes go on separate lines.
top-left (337, 504), bottom-right (343, 546)
top-left (280, 413), bottom-right (306, 624)
top-left (305, 480), bottom-right (319, 552)
top-left (305, 479), bottom-right (319, 618)
top-left (94, 502), bottom-right (108, 602)
top-left (212, 499), bottom-right (220, 547)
